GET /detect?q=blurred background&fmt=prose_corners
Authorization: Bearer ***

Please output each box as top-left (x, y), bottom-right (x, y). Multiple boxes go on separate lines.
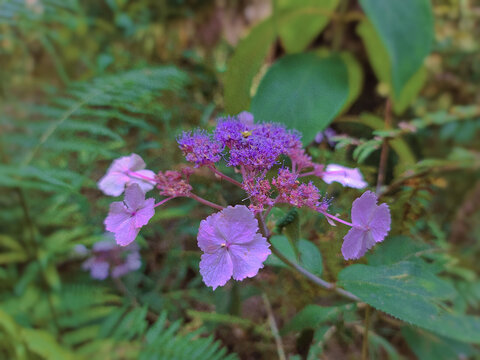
top-left (0, 0), bottom-right (479, 359)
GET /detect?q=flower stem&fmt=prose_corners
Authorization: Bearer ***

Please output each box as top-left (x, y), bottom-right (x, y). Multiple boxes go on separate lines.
top-left (256, 214), bottom-right (359, 302)
top-left (154, 197), bottom-right (175, 208)
top-left (319, 211), bottom-right (354, 227)
top-left (189, 193), bottom-right (224, 211)
top-left (208, 166), bottom-right (243, 188)
top-left (376, 98), bottom-right (392, 194)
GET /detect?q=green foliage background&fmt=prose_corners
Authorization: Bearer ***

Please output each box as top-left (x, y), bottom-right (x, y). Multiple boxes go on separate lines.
top-left (0, 0), bottom-right (479, 359)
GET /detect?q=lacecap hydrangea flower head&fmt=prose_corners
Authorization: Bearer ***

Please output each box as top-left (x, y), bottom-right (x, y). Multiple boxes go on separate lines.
top-left (97, 112), bottom-right (391, 290)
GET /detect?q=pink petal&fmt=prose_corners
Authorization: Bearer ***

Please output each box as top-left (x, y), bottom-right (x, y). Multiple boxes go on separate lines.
top-left (113, 221), bottom-right (140, 246)
top-left (199, 248), bottom-right (233, 290)
top-left (351, 191), bottom-right (378, 227)
top-left (89, 261), bottom-right (110, 280)
top-left (124, 184), bottom-right (146, 211)
top-left (322, 164), bottom-right (367, 189)
top-left (370, 203), bottom-right (391, 243)
top-left (133, 198), bottom-right (155, 228)
top-left (341, 228), bottom-right (376, 260)
top-left (229, 234), bottom-right (271, 281)
top-left (98, 172), bottom-right (130, 196)
top-left (105, 202), bottom-right (131, 233)
top-left (215, 206), bottom-right (258, 244)
top-left (197, 213), bottom-right (225, 253)
top-left (126, 153), bottom-right (148, 171)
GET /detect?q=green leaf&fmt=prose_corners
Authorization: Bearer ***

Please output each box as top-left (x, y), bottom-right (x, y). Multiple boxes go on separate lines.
top-left (282, 304), bottom-right (354, 333)
top-left (339, 262), bottom-right (480, 343)
top-left (402, 327), bottom-right (476, 360)
top-left (251, 53), bottom-right (349, 143)
top-left (359, 0), bottom-right (434, 96)
top-left (224, 18), bottom-right (276, 114)
top-left (367, 236), bottom-right (430, 266)
top-left (267, 235), bottom-right (323, 276)
top-left (276, 0), bottom-right (339, 53)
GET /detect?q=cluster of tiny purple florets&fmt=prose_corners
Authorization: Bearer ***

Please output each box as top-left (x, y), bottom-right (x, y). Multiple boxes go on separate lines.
top-left (176, 113), bottom-right (327, 212)
top-left (177, 130), bottom-right (223, 167)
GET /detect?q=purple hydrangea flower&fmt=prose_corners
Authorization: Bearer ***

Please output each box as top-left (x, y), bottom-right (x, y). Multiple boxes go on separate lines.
top-left (98, 154), bottom-right (155, 196)
top-left (80, 238), bottom-right (141, 280)
top-left (342, 191), bottom-right (391, 260)
top-left (320, 164), bottom-right (367, 189)
top-left (197, 205), bottom-right (271, 290)
top-left (104, 183), bottom-right (155, 246)
top-left (177, 131), bottom-right (223, 167)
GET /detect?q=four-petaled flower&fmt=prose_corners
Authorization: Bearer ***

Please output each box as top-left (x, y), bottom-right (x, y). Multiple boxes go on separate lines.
top-left (197, 205), bottom-right (271, 290)
top-left (320, 164), bottom-right (367, 189)
top-left (342, 191), bottom-right (391, 260)
top-left (105, 183), bottom-right (155, 246)
top-left (98, 153), bottom-right (155, 196)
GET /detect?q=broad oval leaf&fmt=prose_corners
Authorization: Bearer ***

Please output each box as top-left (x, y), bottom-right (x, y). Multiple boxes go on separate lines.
top-left (339, 261), bottom-right (480, 343)
top-left (251, 53), bottom-right (349, 144)
top-left (359, 0), bottom-right (434, 96)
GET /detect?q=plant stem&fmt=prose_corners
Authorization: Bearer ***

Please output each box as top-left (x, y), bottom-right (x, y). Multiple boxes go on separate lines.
top-left (256, 215), bottom-right (360, 302)
top-left (154, 196), bottom-right (175, 208)
top-left (376, 99), bottom-right (392, 194)
top-left (319, 211), bottom-right (354, 227)
top-left (208, 166), bottom-right (243, 188)
top-left (361, 305), bottom-right (371, 360)
top-left (189, 193), bottom-right (224, 211)
top-left (262, 293), bottom-right (286, 360)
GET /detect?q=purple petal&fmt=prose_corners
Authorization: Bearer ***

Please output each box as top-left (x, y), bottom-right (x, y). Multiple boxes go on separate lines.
top-left (113, 221), bottom-right (140, 246)
top-left (98, 172), bottom-right (130, 196)
top-left (370, 203), bottom-right (391, 243)
top-left (126, 154), bottom-right (148, 171)
top-left (105, 202), bottom-right (131, 234)
top-left (229, 234), bottom-right (271, 281)
top-left (89, 261), bottom-right (110, 280)
top-left (111, 252), bottom-right (141, 278)
top-left (124, 184), bottom-right (146, 211)
top-left (322, 165), bottom-right (367, 189)
top-left (341, 228), bottom-right (376, 260)
top-left (351, 191), bottom-right (378, 227)
top-left (199, 248), bottom-right (233, 290)
top-left (197, 212), bottom-right (225, 253)
top-left (133, 198), bottom-right (155, 228)
top-left (128, 169), bottom-right (156, 193)
top-left (215, 206), bottom-right (258, 244)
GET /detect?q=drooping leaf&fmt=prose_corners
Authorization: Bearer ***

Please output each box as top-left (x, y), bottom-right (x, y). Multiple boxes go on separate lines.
top-left (251, 53), bottom-right (349, 143)
top-left (358, 0), bottom-right (434, 96)
top-left (339, 261), bottom-right (480, 343)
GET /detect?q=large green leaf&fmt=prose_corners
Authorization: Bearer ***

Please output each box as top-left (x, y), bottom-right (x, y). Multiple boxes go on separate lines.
top-left (359, 0), bottom-right (434, 96)
top-left (356, 20), bottom-right (428, 115)
top-left (402, 327), bottom-right (476, 360)
top-left (276, 0), bottom-right (339, 53)
top-left (338, 261), bottom-right (480, 343)
top-left (251, 53), bottom-right (349, 143)
top-left (224, 18), bottom-right (276, 114)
